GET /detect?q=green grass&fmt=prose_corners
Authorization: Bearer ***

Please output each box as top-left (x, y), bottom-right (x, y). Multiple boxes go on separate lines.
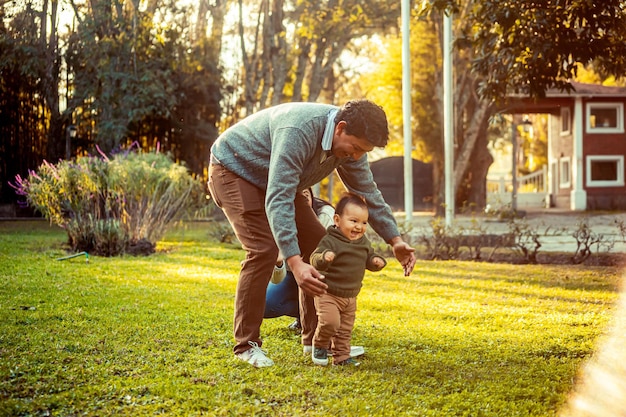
top-left (0, 221), bottom-right (622, 416)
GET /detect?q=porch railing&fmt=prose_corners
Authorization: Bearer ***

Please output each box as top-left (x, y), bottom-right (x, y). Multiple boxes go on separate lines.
top-left (487, 165), bottom-right (548, 208)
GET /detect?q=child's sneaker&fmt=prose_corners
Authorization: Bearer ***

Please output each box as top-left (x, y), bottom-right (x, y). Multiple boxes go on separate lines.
top-left (288, 319), bottom-right (301, 332)
top-left (349, 345), bottom-right (365, 358)
top-left (235, 341), bottom-right (274, 367)
top-left (312, 347), bottom-right (329, 366)
top-left (333, 357), bottom-right (360, 367)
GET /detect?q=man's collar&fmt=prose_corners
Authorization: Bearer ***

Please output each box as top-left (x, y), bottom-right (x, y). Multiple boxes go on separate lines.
top-left (322, 108), bottom-right (339, 151)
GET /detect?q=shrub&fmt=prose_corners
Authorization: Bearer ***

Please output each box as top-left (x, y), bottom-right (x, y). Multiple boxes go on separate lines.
top-left (12, 150), bottom-right (204, 256)
top-left (571, 217), bottom-right (614, 264)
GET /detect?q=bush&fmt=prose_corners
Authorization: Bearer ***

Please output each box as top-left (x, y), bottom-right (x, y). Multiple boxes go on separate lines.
top-left (12, 150), bottom-right (205, 256)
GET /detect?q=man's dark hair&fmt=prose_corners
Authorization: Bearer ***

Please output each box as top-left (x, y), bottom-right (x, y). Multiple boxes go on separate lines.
top-left (335, 99), bottom-right (389, 147)
top-left (335, 192), bottom-right (368, 216)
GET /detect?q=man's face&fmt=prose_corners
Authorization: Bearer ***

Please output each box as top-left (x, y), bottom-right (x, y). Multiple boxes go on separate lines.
top-left (331, 121), bottom-right (375, 161)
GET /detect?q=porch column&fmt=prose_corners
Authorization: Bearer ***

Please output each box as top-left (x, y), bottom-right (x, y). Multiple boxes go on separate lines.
top-left (571, 97), bottom-right (587, 210)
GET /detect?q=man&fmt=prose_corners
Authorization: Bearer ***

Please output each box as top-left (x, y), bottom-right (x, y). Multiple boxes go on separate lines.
top-left (208, 99), bottom-right (416, 367)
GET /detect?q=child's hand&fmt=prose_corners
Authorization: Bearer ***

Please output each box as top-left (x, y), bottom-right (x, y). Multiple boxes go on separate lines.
top-left (372, 256), bottom-right (385, 269)
top-left (324, 251), bottom-right (335, 263)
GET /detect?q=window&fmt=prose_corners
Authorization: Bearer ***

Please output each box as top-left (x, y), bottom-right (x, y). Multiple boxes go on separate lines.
top-left (559, 157), bottom-right (571, 188)
top-left (586, 102), bottom-right (624, 133)
top-left (586, 155), bottom-right (624, 187)
top-left (560, 107), bottom-right (571, 135)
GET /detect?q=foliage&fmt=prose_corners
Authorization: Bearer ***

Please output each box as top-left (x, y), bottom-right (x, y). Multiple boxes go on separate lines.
top-left (230, 0), bottom-right (400, 118)
top-left (66, 0), bottom-right (223, 161)
top-left (0, 0), bottom-right (58, 203)
top-left (570, 217), bottom-right (614, 265)
top-left (420, 0), bottom-right (626, 101)
top-left (0, 0), bottom-right (223, 207)
top-left (417, 216), bottom-right (461, 260)
top-left (11, 150), bottom-right (205, 256)
top-left (0, 221), bottom-right (622, 416)
top-left (358, 7), bottom-right (497, 213)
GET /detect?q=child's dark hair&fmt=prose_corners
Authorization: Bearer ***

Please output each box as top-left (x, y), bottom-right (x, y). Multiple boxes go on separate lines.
top-left (335, 192), bottom-right (368, 216)
top-left (335, 99), bottom-right (389, 147)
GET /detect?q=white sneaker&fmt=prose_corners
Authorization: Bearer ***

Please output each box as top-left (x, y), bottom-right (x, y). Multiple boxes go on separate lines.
top-left (270, 262), bottom-right (287, 284)
top-left (349, 346), bottom-right (365, 358)
top-left (236, 341), bottom-right (274, 367)
top-left (303, 345), bottom-right (365, 358)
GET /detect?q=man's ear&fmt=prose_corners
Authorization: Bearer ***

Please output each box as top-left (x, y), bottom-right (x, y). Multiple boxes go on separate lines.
top-left (335, 120), bottom-right (346, 135)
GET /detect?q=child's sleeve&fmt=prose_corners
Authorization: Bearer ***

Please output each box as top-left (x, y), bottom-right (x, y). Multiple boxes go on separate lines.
top-left (310, 236), bottom-right (333, 270)
top-left (366, 244), bottom-right (387, 272)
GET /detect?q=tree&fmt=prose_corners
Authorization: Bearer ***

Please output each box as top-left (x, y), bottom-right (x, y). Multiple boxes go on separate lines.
top-left (65, 0), bottom-right (223, 175)
top-left (420, 0), bottom-right (626, 101)
top-left (361, 0), bottom-right (626, 213)
top-left (0, 0), bottom-right (63, 204)
top-left (0, 0), bottom-right (224, 207)
top-left (233, 0), bottom-right (400, 118)
top-left (360, 9), bottom-right (497, 213)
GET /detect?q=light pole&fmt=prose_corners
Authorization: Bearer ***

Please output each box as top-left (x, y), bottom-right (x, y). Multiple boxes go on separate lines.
top-left (65, 125), bottom-right (77, 160)
top-left (511, 117), bottom-right (532, 212)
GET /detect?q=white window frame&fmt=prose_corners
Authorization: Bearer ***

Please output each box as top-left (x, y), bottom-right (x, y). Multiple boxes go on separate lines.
top-left (586, 102), bottom-right (624, 133)
top-left (586, 155), bottom-right (625, 187)
top-left (560, 107), bottom-right (571, 135)
top-left (559, 157), bottom-right (571, 189)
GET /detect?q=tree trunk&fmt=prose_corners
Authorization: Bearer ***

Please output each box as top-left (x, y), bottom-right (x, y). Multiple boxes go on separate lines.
top-left (456, 129), bottom-right (493, 211)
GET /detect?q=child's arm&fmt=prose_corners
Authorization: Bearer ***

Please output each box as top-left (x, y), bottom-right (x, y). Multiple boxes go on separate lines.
top-left (311, 250), bottom-right (335, 270)
top-left (366, 254), bottom-right (387, 272)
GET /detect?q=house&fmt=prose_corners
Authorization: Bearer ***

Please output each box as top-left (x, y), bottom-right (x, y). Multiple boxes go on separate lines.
top-left (507, 81), bottom-right (626, 211)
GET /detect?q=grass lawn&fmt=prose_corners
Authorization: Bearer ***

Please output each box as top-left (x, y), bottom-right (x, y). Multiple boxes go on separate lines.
top-left (0, 220), bottom-right (622, 416)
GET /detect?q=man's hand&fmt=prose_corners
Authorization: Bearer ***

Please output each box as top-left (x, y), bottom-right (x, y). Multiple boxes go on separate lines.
top-left (390, 237), bottom-right (416, 276)
top-left (287, 255), bottom-right (327, 296)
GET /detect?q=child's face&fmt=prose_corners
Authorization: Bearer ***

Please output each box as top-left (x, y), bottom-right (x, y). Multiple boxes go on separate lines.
top-left (333, 202), bottom-right (369, 241)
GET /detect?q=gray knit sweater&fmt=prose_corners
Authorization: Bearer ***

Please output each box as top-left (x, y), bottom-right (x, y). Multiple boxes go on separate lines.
top-left (210, 102), bottom-right (400, 260)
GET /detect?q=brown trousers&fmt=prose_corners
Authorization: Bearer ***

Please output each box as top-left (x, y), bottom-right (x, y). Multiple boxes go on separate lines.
top-left (208, 163), bottom-right (326, 354)
top-left (313, 293), bottom-right (357, 363)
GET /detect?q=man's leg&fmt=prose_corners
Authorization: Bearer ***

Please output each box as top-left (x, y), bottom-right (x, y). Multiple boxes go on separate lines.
top-left (208, 164), bottom-right (278, 355)
top-left (293, 192), bottom-right (327, 348)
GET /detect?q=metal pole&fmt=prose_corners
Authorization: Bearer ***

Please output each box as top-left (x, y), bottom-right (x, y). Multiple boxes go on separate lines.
top-left (65, 126), bottom-right (71, 160)
top-left (65, 125), bottom-right (76, 160)
top-left (401, 0), bottom-right (413, 222)
top-left (443, 12), bottom-right (454, 226)
top-left (511, 120), bottom-right (518, 212)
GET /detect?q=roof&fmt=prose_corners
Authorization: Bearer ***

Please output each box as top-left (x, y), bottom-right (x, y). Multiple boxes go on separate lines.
top-left (503, 81), bottom-right (626, 113)
top-left (545, 81), bottom-right (626, 97)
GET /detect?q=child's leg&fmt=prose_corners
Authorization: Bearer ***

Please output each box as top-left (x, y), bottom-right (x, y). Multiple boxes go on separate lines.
top-left (331, 297), bottom-right (357, 364)
top-left (312, 294), bottom-right (342, 349)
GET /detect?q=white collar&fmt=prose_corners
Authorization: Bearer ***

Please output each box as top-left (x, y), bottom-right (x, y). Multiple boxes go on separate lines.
top-left (322, 109), bottom-right (339, 151)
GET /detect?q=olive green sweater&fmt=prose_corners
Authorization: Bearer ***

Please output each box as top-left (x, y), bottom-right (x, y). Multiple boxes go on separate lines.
top-left (310, 226), bottom-right (386, 298)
